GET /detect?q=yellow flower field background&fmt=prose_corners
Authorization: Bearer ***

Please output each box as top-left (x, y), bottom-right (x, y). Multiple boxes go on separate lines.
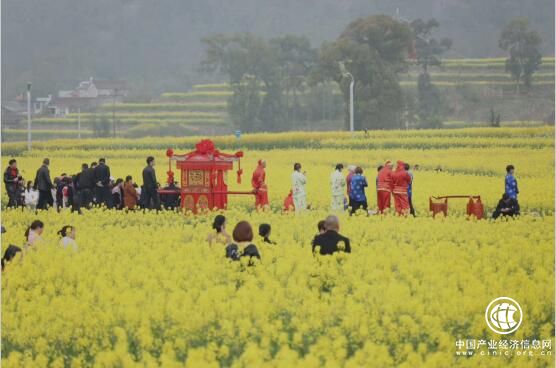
top-left (1, 127), bottom-right (554, 367)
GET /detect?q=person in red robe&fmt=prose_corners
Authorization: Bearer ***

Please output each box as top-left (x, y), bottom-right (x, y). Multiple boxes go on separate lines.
top-left (283, 190), bottom-right (295, 212)
top-left (376, 161), bottom-right (393, 214)
top-left (251, 160), bottom-right (269, 210)
top-left (391, 160), bottom-right (411, 215)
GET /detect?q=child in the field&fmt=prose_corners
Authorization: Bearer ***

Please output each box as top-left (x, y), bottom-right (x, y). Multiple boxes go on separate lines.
top-left (208, 215), bottom-right (232, 246)
top-left (25, 220), bottom-right (44, 248)
top-left (258, 223), bottom-right (276, 245)
top-left (58, 225), bottom-right (78, 251)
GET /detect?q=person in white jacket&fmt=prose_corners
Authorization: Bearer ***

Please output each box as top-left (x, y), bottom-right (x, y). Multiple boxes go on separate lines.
top-left (24, 181), bottom-right (38, 209)
top-left (291, 163), bottom-right (307, 213)
top-left (330, 163), bottom-right (346, 211)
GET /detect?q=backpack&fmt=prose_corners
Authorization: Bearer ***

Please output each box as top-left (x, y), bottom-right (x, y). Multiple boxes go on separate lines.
top-left (225, 244), bottom-right (241, 260)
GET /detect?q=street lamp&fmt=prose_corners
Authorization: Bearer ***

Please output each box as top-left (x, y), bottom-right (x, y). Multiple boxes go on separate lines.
top-left (26, 82), bottom-right (32, 151)
top-left (339, 61), bottom-right (355, 135)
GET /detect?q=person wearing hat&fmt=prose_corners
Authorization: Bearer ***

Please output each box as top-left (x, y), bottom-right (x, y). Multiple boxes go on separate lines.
top-left (251, 159), bottom-right (269, 210)
top-left (391, 160), bottom-right (411, 215)
top-left (376, 161), bottom-right (393, 214)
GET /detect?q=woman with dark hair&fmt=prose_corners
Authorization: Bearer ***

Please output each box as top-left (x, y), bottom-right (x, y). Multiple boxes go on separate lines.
top-left (24, 180), bottom-right (38, 210)
top-left (291, 162), bottom-right (307, 213)
top-left (207, 215), bottom-right (231, 245)
top-left (258, 223), bottom-right (276, 244)
top-left (123, 176), bottom-right (138, 210)
top-left (25, 220), bottom-right (44, 248)
top-left (225, 221), bottom-right (261, 263)
top-left (111, 178), bottom-right (124, 210)
top-left (1, 245), bottom-right (22, 271)
top-left (330, 163), bottom-right (346, 211)
top-left (58, 225), bottom-right (78, 250)
top-left (349, 167), bottom-right (368, 215)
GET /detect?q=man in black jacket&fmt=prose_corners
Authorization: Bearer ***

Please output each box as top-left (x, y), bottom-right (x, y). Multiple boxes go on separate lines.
top-left (34, 158), bottom-right (54, 210)
top-left (142, 156), bottom-right (160, 210)
top-left (94, 158), bottom-right (113, 208)
top-left (492, 193), bottom-right (520, 219)
top-left (75, 164), bottom-right (95, 208)
top-left (4, 159), bottom-right (19, 208)
top-left (312, 215), bottom-right (351, 255)
top-left (77, 163), bottom-right (95, 209)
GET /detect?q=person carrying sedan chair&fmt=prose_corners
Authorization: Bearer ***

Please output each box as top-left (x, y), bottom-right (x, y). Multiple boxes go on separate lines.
top-left (251, 159), bottom-right (269, 211)
top-left (391, 160), bottom-right (412, 216)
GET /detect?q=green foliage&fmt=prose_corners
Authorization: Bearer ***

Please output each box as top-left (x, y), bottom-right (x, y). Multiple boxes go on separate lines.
top-left (201, 33), bottom-right (317, 132)
top-left (410, 19), bottom-right (452, 73)
top-left (499, 17), bottom-right (543, 93)
top-left (91, 114), bottom-right (111, 138)
top-left (417, 73), bottom-right (442, 128)
top-left (314, 15), bottom-right (412, 130)
top-left (227, 77), bottom-right (263, 132)
top-left (410, 18), bottom-right (451, 129)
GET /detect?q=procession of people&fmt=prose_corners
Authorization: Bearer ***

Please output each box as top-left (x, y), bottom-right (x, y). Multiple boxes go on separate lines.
top-left (3, 155), bottom-right (520, 219)
top-left (2, 156), bottom-right (178, 213)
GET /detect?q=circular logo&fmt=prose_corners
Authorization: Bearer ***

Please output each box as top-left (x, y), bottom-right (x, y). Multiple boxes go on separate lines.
top-left (485, 297), bottom-right (523, 334)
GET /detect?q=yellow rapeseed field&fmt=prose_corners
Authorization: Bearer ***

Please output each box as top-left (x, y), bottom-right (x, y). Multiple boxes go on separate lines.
top-left (1, 127), bottom-right (554, 367)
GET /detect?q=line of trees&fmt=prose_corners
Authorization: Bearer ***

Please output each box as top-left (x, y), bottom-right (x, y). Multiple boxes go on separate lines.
top-left (201, 15), bottom-right (544, 132)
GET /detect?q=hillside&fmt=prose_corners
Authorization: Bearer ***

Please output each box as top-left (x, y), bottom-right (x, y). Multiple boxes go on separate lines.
top-left (1, 57), bottom-right (554, 142)
top-left (2, 0), bottom-right (554, 98)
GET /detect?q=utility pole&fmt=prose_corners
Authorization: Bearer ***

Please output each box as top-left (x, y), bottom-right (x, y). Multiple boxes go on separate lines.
top-left (26, 82), bottom-right (32, 151)
top-left (112, 88), bottom-right (118, 137)
top-left (77, 107), bottom-right (81, 139)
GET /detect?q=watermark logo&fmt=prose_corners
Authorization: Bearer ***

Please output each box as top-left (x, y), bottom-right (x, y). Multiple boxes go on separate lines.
top-left (485, 297), bottom-right (523, 334)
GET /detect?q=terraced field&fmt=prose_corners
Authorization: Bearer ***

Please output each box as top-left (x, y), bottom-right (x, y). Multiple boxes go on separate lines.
top-left (2, 57), bottom-right (553, 141)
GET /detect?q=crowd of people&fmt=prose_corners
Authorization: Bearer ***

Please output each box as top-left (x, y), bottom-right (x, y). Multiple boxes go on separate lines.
top-left (1, 211), bottom-right (351, 271)
top-left (206, 213), bottom-right (351, 264)
top-left (283, 160), bottom-right (416, 216)
top-left (4, 156), bottom-right (520, 220)
top-left (280, 161), bottom-right (520, 219)
top-left (1, 220), bottom-right (78, 271)
top-left (3, 156), bottom-right (179, 213)
top-left (1, 163), bottom-right (520, 271)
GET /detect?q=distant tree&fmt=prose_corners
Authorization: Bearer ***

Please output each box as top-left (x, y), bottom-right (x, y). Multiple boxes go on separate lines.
top-left (489, 107), bottom-right (501, 127)
top-left (270, 35), bottom-right (317, 125)
top-left (410, 18), bottom-right (451, 129)
top-left (201, 34), bottom-right (284, 132)
top-left (201, 33), bottom-right (317, 132)
top-left (417, 73), bottom-right (442, 128)
top-left (313, 15), bottom-right (412, 130)
top-left (411, 19), bottom-right (452, 74)
top-left (499, 17), bottom-right (542, 94)
top-left (227, 75), bottom-right (263, 132)
top-left (92, 113), bottom-right (111, 137)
